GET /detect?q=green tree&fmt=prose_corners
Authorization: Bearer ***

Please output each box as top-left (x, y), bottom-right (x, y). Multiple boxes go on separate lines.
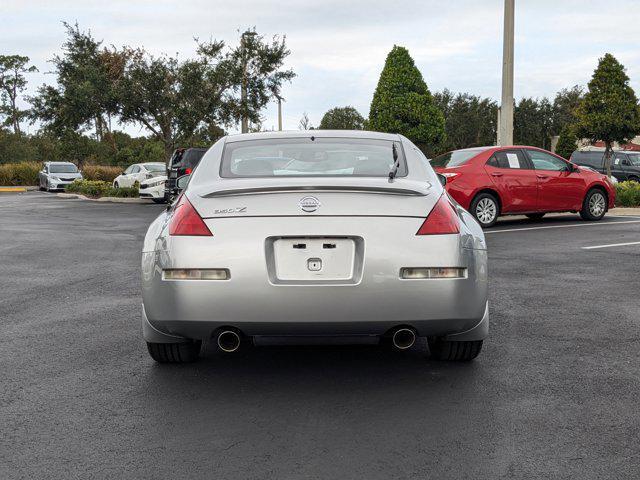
top-left (30, 23), bottom-right (124, 146)
top-left (118, 40), bottom-right (229, 157)
top-left (223, 28), bottom-right (295, 132)
top-left (0, 55), bottom-right (37, 135)
top-left (551, 85), bottom-right (583, 136)
top-left (433, 89), bottom-right (497, 151)
top-left (555, 125), bottom-right (578, 160)
top-left (368, 46), bottom-right (445, 153)
top-left (319, 106), bottom-right (365, 130)
top-left (514, 97), bottom-right (553, 149)
top-left (575, 53), bottom-right (640, 177)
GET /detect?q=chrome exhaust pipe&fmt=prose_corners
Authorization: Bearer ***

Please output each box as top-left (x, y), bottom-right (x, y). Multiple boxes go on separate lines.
top-left (217, 330), bottom-right (241, 353)
top-left (392, 328), bottom-right (416, 350)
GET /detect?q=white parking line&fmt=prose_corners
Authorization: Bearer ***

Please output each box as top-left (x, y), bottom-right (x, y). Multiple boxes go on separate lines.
top-left (486, 219), bottom-right (640, 234)
top-left (582, 241), bottom-right (640, 250)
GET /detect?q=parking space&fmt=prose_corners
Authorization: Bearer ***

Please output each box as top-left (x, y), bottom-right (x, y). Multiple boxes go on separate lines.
top-left (1, 192), bottom-right (639, 479)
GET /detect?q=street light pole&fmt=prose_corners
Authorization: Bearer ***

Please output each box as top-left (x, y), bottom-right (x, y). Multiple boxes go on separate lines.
top-left (277, 96), bottom-right (283, 131)
top-left (498, 0), bottom-right (515, 146)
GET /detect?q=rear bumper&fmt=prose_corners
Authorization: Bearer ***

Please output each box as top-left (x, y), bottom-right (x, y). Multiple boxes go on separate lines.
top-left (142, 216), bottom-right (488, 342)
top-left (139, 185), bottom-right (164, 198)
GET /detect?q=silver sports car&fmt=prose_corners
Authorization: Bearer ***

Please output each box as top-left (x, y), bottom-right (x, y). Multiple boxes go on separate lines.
top-left (142, 131), bottom-right (488, 363)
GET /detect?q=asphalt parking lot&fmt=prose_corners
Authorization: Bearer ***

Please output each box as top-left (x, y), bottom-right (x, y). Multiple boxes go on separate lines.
top-left (1, 191), bottom-right (639, 479)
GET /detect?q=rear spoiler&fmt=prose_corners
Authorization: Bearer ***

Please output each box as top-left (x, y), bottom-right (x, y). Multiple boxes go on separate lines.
top-left (201, 184), bottom-right (429, 198)
top-left (196, 177), bottom-right (434, 198)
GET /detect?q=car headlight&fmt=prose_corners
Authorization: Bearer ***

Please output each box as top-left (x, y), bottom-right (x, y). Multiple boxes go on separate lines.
top-left (147, 179), bottom-right (165, 187)
top-left (50, 176), bottom-right (59, 181)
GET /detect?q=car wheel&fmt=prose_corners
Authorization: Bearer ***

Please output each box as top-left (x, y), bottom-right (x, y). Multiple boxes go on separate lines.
top-left (470, 193), bottom-right (500, 228)
top-left (113, 181), bottom-right (119, 188)
top-left (628, 176), bottom-right (640, 183)
top-left (525, 213), bottom-right (545, 221)
top-left (45, 181), bottom-right (51, 192)
top-left (146, 341), bottom-right (202, 363)
top-left (427, 338), bottom-right (483, 361)
top-left (580, 188), bottom-right (607, 221)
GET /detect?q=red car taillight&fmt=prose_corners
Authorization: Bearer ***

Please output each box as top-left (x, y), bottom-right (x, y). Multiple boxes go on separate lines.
top-left (185, 167), bottom-right (192, 175)
top-left (416, 195), bottom-right (460, 235)
top-left (169, 195), bottom-right (212, 236)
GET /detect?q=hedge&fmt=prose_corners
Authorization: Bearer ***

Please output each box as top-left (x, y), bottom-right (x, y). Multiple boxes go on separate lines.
top-left (0, 162), bottom-right (41, 186)
top-left (0, 162), bottom-right (123, 186)
top-left (66, 180), bottom-right (138, 198)
top-left (615, 181), bottom-right (640, 207)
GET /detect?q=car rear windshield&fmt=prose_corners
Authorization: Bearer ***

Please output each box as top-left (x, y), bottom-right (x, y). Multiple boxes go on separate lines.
top-left (220, 138), bottom-right (406, 178)
top-left (146, 164), bottom-right (166, 172)
top-left (49, 164), bottom-right (78, 173)
top-left (430, 149), bottom-right (482, 168)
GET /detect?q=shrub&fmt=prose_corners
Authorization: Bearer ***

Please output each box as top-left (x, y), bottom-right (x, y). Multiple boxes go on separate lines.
top-left (0, 162), bottom-right (41, 185)
top-left (66, 180), bottom-right (139, 198)
top-left (615, 181), bottom-right (640, 207)
top-left (82, 165), bottom-right (122, 182)
top-left (105, 186), bottom-right (138, 198)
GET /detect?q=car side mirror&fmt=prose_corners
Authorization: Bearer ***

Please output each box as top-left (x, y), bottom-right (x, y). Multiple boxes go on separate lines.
top-left (437, 173), bottom-right (447, 187)
top-left (176, 174), bottom-right (191, 190)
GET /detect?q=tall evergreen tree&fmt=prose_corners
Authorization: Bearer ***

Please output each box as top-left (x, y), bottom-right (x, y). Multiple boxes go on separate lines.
top-left (368, 46), bottom-right (445, 153)
top-left (555, 125), bottom-right (578, 160)
top-left (575, 53), bottom-right (640, 177)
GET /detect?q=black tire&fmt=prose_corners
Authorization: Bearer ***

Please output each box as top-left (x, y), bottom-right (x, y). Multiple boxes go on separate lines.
top-left (113, 181), bottom-right (119, 189)
top-left (152, 198), bottom-right (166, 204)
top-left (146, 341), bottom-right (202, 363)
top-left (628, 176), bottom-right (640, 183)
top-left (525, 213), bottom-right (545, 221)
top-left (427, 338), bottom-right (483, 361)
top-left (470, 193), bottom-right (500, 228)
top-left (580, 188), bottom-right (607, 221)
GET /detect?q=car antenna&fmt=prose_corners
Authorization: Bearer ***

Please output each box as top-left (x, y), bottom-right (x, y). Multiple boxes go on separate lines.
top-left (389, 143), bottom-right (400, 180)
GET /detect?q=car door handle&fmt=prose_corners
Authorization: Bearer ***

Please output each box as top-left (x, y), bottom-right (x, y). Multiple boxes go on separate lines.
top-left (491, 172), bottom-right (503, 177)
top-left (536, 174), bottom-right (548, 179)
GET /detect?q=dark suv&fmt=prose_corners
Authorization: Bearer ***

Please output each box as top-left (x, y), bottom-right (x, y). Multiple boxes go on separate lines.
top-left (165, 147), bottom-right (208, 199)
top-left (570, 150), bottom-right (640, 182)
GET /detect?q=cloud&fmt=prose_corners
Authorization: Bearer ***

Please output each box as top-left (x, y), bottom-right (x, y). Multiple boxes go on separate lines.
top-left (2, 0), bottom-right (640, 132)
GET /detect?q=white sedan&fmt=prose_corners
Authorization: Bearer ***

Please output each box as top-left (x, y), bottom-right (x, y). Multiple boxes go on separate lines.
top-left (139, 175), bottom-right (167, 203)
top-left (113, 163), bottom-right (166, 188)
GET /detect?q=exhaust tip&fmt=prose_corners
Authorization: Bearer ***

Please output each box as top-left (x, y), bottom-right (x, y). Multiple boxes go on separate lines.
top-left (217, 330), bottom-right (241, 353)
top-left (392, 328), bottom-right (416, 350)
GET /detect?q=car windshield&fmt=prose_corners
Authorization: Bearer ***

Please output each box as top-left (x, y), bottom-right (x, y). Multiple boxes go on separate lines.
top-left (146, 164), bottom-right (166, 172)
top-left (49, 164), bottom-right (78, 173)
top-left (220, 138), bottom-right (406, 177)
top-left (430, 149), bottom-right (481, 168)
top-left (626, 154), bottom-right (640, 166)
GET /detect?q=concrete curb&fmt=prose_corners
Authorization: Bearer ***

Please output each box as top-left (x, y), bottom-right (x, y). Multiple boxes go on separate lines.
top-left (0, 186), bottom-right (39, 192)
top-left (56, 192), bottom-right (151, 204)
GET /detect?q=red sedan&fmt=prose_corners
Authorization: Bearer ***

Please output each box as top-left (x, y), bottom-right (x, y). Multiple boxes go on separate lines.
top-left (431, 146), bottom-right (616, 227)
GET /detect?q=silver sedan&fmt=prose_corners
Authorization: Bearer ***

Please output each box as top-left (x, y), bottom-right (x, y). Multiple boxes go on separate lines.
top-left (141, 131), bottom-right (488, 363)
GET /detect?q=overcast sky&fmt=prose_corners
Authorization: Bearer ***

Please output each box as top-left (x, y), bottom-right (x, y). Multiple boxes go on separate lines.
top-left (3, 0), bottom-right (640, 135)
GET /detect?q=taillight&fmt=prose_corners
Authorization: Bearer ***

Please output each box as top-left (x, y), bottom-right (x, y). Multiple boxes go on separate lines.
top-left (185, 168), bottom-right (192, 175)
top-left (416, 195), bottom-right (460, 235)
top-left (169, 195), bottom-right (212, 236)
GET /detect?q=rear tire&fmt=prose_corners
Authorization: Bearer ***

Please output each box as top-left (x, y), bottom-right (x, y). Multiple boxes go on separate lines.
top-left (427, 338), bottom-right (483, 361)
top-left (470, 193), bottom-right (500, 228)
top-left (525, 213), bottom-right (545, 221)
top-left (146, 341), bottom-right (202, 363)
top-left (113, 181), bottom-right (119, 189)
top-left (580, 188), bottom-right (607, 221)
